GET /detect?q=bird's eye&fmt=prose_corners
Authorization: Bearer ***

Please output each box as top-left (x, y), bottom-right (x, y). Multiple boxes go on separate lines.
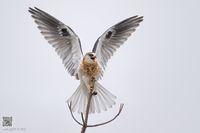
top-left (88, 53), bottom-right (94, 57)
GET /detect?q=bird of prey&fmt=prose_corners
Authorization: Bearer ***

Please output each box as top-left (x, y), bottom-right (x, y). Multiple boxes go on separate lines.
top-left (28, 7), bottom-right (143, 114)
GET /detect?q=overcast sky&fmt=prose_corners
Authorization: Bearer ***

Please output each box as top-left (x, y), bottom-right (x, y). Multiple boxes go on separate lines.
top-left (0, 0), bottom-right (200, 133)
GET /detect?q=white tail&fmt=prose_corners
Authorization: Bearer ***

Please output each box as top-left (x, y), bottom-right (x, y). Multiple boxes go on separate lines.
top-left (67, 82), bottom-right (116, 113)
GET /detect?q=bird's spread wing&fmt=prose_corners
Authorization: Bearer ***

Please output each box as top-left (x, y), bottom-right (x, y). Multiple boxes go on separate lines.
top-left (92, 16), bottom-right (143, 75)
top-left (29, 7), bottom-right (83, 77)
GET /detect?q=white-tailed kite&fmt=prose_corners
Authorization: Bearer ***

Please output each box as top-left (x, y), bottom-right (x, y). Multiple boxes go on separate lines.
top-left (29, 7), bottom-right (143, 114)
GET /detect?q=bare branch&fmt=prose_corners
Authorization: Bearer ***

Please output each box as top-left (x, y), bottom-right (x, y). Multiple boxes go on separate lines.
top-left (87, 103), bottom-right (124, 127)
top-left (67, 102), bottom-right (83, 126)
top-left (81, 113), bottom-right (85, 123)
top-left (81, 91), bottom-right (94, 133)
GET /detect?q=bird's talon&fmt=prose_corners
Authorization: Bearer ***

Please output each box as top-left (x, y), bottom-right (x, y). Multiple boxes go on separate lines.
top-left (93, 91), bottom-right (97, 95)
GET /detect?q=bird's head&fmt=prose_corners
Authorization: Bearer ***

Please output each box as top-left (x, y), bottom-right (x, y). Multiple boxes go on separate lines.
top-left (83, 52), bottom-right (97, 63)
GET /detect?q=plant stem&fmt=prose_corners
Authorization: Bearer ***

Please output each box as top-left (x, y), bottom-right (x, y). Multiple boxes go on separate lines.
top-left (81, 91), bottom-right (93, 133)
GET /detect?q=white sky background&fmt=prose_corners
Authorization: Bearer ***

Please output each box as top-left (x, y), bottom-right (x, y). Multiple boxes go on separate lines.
top-left (0, 0), bottom-right (200, 133)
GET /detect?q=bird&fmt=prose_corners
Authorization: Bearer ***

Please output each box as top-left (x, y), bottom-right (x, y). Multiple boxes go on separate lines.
top-left (28, 7), bottom-right (143, 114)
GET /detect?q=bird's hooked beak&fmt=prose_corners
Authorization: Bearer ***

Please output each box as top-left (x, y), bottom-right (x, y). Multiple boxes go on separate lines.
top-left (87, 52), bottom-right (96, 60)
top-left (91, 55), bottom-right (96, 60)
top-left (84, 52), bottom-right (97, 63)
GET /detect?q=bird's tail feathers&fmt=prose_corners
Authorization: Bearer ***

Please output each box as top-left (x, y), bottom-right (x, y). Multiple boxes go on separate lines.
top-left (67, 82), bottom-right (116, 114)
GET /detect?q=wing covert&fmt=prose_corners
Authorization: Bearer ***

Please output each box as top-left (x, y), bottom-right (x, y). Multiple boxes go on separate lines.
top-left (29, 7), bottom-right (83, 76)
top-left (93, 16), bottom-right (143, 71)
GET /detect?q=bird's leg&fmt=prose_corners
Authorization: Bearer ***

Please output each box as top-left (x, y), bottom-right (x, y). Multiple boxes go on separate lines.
top-left (91, 76), bottom-right (96, 83)
top-left (89, 76), bottom-right (96, 93)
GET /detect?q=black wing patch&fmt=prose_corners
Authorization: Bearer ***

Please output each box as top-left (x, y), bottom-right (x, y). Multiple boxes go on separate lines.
top-left (105, 31), bottom-right (113, 39)
top-left (61, 28), bottom-right (70, 36)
